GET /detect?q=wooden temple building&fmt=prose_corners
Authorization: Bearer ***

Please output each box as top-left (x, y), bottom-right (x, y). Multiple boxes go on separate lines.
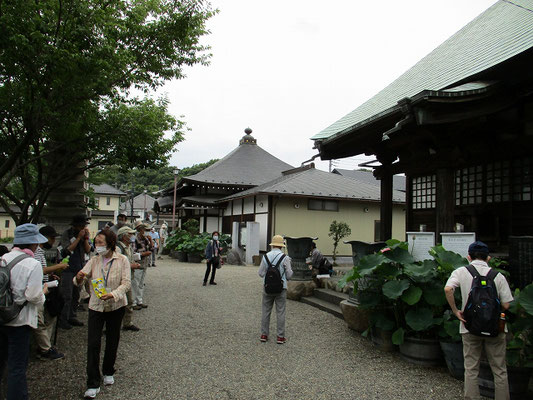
top-left (311, 0), bottom-right (533, 268)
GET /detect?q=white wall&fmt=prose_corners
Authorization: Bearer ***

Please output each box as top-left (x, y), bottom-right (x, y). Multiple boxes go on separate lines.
top-left (255, 195), bottom-right (268, 213)
top-left (206, 216), bottom-right (219, 233)
top-left (233, 200), bottom-right (242, 215)
top-left (255, 213), bottom-right (269, 252)
top-left (243, 197), bottom-right (254, 214)
top-left (225, 201), bottom-right (232, 216)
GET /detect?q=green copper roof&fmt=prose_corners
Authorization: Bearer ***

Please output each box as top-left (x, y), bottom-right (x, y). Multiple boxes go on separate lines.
top-left (311, 0), bottom-right (533, 142)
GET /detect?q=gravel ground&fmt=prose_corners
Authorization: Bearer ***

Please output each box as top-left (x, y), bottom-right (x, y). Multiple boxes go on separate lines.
top-left (23, 256), bottom-right (467, 400)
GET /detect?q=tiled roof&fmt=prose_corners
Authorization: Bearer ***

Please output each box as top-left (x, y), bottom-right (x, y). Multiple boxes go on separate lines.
top-left (178, 195), bottom-right (224, 206)
top-left (120, 193), bottom-right (156, 211)
top-left (332, 169), bottom-right (406, 192)
top-left (312, 0), bottom-right (533, 142)
top-left (184, 130), bottom-right (293, 186)
top-left (90, 183), bottom-right (126, 196)
top-left (219, 167), bottom-right (405, 203)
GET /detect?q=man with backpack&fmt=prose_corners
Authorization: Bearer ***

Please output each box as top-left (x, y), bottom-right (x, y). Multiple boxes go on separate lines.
top-left (444, 241), bottom-right (513, 400)
top-left (258, 235), bottom-right (293, 344)
top-left (0, 224), bottom-right (49, 399)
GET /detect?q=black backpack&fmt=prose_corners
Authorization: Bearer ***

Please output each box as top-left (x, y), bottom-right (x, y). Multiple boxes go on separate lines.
top-left (263, 254), bottom-right (286, 294)
top-left (0, 254), bottom-right (31, 325)
top-left (463, 265), bottom-right (501, 337)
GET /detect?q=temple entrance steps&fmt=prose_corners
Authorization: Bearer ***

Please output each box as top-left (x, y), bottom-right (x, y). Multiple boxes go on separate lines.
top-left (300, 288), bottom-right (348, 319)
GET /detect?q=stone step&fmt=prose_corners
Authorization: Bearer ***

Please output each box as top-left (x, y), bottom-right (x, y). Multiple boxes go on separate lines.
top-left (300, 296), bottom-right (343, 319)
top-left (313, 288), bottom-right (349, 306)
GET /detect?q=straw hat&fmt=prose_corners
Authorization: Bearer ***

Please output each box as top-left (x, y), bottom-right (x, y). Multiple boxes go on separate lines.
top-left (269, 235), bottom-right (286, 248)
top-left (133, 220), bottom-right (148, 230)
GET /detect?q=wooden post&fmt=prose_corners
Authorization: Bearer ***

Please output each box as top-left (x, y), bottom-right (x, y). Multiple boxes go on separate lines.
top-left (436, 168), bottom-right (455, 238)
top-left (380, 166), bottom-right (393, 241)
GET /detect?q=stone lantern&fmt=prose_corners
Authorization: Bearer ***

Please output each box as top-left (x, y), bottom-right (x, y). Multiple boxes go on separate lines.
top-left (284, 236), bottom-right (317, 281)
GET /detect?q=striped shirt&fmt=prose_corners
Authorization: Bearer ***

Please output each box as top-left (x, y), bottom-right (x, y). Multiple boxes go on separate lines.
top-left (34, 247), bottom-right (49, 282)
top-left (73, 251), bottom-right (131, 312)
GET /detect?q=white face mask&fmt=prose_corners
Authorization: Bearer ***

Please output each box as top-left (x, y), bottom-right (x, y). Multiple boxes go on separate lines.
top-left (213, 236), bottom-right (219, 240)
top-left (96, 246), bottom-right (108, 255)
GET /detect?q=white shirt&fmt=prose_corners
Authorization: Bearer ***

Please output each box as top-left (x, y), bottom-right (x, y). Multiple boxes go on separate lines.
top-left (445, 259), bottom-right (513, 334)
top-left (1, 250), bottom-right (46, 328)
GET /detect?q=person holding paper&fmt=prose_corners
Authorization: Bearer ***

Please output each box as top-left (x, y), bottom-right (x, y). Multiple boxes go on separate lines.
top-left (74, 229), bottom-right (131, 399)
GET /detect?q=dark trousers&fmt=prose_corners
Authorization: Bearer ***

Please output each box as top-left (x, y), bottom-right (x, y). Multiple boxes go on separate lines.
top-left (59, 271), bottom-right (80, 324)
top-left (203, 259), bottom-right (218, 283)
top-left (87, 307), bottom-right (125, 389)
top-left (0, 325), bottom-right (31, 400)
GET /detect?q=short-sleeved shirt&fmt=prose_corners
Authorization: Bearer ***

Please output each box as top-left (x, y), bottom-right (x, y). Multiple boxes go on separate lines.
top-left (445, 259), bottom-right (513, 334)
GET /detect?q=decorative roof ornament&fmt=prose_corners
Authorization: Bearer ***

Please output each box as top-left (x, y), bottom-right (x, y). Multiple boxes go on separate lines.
top-left (239, 127), bottom-right (257, 145)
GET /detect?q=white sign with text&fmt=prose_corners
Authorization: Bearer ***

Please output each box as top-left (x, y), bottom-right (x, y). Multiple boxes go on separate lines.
top-left (441, 232), bottom-right (476, 257)
top-left (407, 232), bottom-right (435, 261)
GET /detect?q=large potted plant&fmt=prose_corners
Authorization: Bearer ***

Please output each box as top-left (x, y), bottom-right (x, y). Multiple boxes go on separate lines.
top-left (340, 240), bottom-right (455, 364)
top-left (165, 228), bottom-right (190, 261)
top-left (186, 232), bottom-right (211, 263)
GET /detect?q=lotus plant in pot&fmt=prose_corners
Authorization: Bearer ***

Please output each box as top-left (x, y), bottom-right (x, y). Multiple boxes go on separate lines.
top-left (340, 240), bottom-right (446, 362)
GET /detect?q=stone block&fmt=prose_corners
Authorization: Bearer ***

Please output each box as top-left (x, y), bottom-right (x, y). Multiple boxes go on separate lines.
top-left (287, 280), bottom-right (316, 301)
top-left (340, 300), bottom-right (369, 333)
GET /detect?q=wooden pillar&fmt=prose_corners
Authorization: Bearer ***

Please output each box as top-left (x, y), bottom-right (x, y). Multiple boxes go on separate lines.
top-left (380, 166), bottom-right (393, 241)
top-left (436, 168), bottom-right (455, 238)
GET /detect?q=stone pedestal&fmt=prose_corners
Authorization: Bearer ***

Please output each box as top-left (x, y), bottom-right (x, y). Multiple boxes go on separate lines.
top-left (340, 300), bottom-right (369, 333)
top-left (231, 222), bottom-right (239, 249)
top-left (245, 222), bottom-right (260, 265)
top-left (285, 236), bottom-right (317, 281)
top-left (287, 280), bottom-right (316, 301)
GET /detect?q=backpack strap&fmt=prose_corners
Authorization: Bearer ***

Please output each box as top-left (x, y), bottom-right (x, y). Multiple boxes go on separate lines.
top-left (263, 254), bottom-right (273, 268)
top-left (6, 254), bottom-right (31, 271)
top-left (5, 254), bottom-right (31, 308)
top-left (465, 264), bottom-right (478, 278)
top-left (275, 254), bottom-right (286, 278)
top-left (486, 268), bottom-right (499, 281)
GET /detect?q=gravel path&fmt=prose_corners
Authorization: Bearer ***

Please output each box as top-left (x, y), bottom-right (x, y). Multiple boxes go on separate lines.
top-left (25, 257), bottom-right (466, 399)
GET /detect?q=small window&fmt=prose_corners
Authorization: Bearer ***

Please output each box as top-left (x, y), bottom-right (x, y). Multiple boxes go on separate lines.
top-left (4, 220), bottom-right (9, 228)
top-left (106, 197), bottom-right (111, 205)
top-left (308, 199), bottom-right (339, 211)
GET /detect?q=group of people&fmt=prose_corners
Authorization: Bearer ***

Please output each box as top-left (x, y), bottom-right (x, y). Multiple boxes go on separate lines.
top-left (0, 218), bottom-right (516, 400)
top-left (0, 214), bottom-right (161, 399)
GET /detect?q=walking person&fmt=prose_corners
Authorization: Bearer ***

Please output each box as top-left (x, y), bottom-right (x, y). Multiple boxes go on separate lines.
top-left (74, 229), bottom-right (131, 399)
top-left (203, 231), bottom-right (221, 286)
top-left (131, 221), bottom-right (152, 309)
top-left (258, 235), bottom-right (293, 344)
top-left (444, 241), bottom-right (513, 400)
top-left (115, 226), bottom-right (141, 332)
top-left (0, 224), bottom-right (49, 400)
top-left (58, 214), bottom-right (92, 329)
top-left (148, 228), bottom-right (159, 267)
top-left (158, 223), bottom-right (168, 257)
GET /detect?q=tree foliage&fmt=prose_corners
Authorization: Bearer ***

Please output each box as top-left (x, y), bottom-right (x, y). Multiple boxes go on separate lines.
top-left (328, 220), bottom-right (352, 264)
top-left (89, 159), bottom-right (219, 195)
top-left (0, 0), bottom-right (216, 223)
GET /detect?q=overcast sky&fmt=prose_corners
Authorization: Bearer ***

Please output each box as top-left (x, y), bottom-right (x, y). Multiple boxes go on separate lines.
top-left (161, 0), bottom-right (497, 172)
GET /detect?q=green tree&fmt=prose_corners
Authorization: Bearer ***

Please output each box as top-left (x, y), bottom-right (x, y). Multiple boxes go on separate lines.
top-left (328, 220), bottom-right (352, 265)
top-left (0, 0), bottom-right (216, 223)
top-left (89, 159), bottom-right (219, 195)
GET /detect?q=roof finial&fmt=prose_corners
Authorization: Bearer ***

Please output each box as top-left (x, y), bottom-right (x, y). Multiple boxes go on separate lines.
top-left (240, 127), bottom-right (257, 145)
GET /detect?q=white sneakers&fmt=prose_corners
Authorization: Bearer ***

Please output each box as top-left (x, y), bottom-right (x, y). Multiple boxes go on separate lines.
top-left (84, 387), bottom-right (100, 399)
top-left (103, 375), bottom-right (115, 386)
top-left (84, 376), bottom-right (113, 398)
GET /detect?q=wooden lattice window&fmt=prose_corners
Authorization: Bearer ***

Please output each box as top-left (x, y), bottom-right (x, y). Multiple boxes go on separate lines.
top-left (456, 166), bottom-right (483, 206)
top-left (486, 161), bottom-right (511, 203)
top-left (411, 175), bottom-right (436, 209)
top-left (512, 157), bottom-right (532, 201)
